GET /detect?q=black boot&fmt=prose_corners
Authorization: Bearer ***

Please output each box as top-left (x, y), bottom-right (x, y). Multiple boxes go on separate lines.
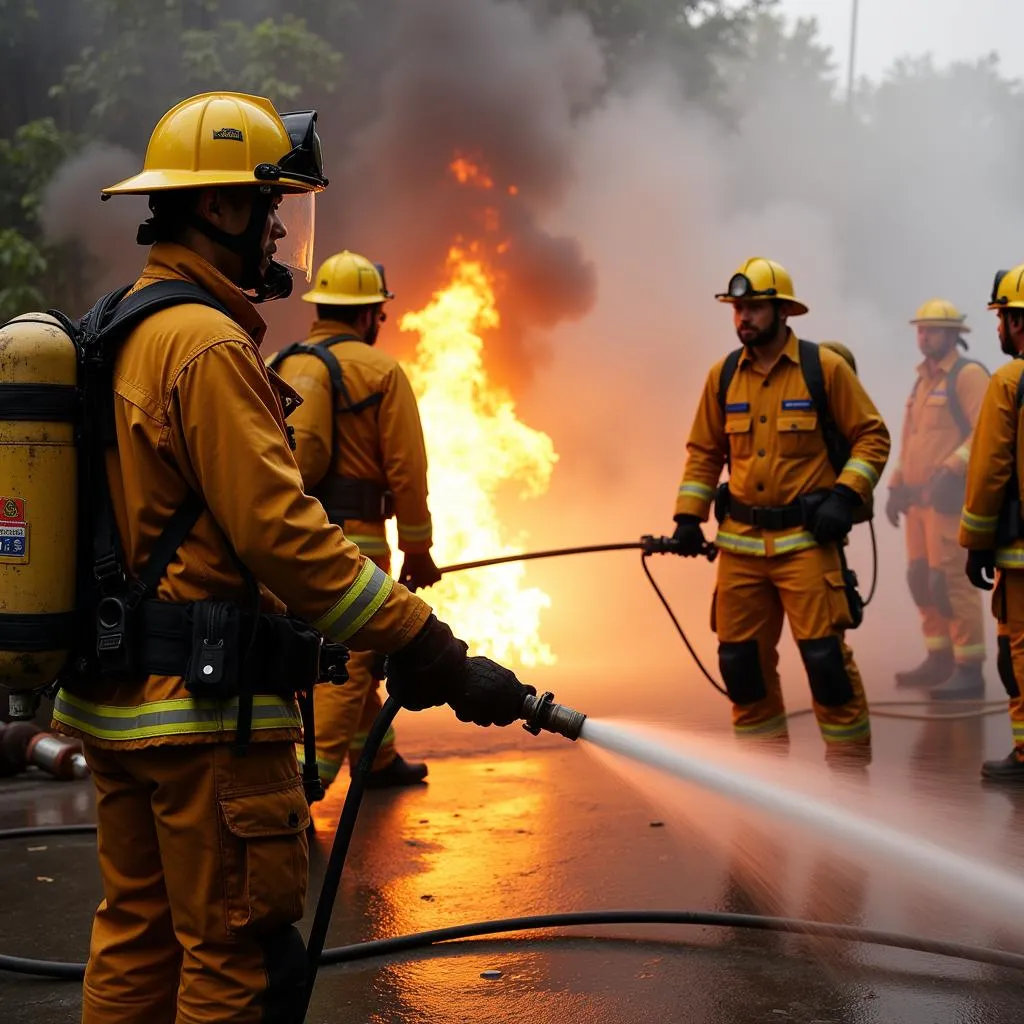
top-left (981, 750), bottom-right (1024, 783)
top-left (894, 649), bottom-right (954, 689)
top-left (362, 753), bottom-right (429, 790)
top-left (929, 663), bottom-right (985, 701)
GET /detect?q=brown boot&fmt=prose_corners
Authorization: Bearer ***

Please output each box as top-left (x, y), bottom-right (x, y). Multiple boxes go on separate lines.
top-left (981, 750), bottom-right (1024, 784)
top-left (894, 649), bottom-right (954, 689)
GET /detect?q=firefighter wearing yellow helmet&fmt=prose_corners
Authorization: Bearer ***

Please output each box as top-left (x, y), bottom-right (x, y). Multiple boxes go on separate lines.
top-left (671, 257), bottom-right (890, 764)
top-left (270, 251), bottom-right (438, 790)
top-left (961, 265), bottom-right (1024, 782)
top-left (42, 92), bottom-right (534, 1023)
top-left (887, 298), bottom-right (989, 700)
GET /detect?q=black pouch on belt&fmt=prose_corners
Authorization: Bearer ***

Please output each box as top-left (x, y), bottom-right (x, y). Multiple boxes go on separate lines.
top-left (714, 483), bottom-right (730, 524)
top-left (185, 600), bottom-right (242, 699)
top-left (259, 615), bottom-right (325, 693)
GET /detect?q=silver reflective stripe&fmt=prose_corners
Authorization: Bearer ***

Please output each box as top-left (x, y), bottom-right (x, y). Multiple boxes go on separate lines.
top-left (314, 558), bottom-right (394, 643)
top-left (52, 690), bottom-right (300, 741)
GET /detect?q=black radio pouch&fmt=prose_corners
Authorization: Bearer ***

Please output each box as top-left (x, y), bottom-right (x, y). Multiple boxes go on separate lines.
top-left (185, 600), bottom-right (242, 700)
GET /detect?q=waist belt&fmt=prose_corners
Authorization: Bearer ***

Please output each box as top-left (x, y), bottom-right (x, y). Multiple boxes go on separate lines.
top-left (135, 599), bottom-right (349, 699)
top-left (315, 477), bottom-right (395, 524)
top-left (717, 485), bottom-right (829, 530)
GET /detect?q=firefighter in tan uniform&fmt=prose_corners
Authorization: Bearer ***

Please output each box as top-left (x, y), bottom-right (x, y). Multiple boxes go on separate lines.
top-left (50, 92), bottom-right (534, 1024)
top-left (887, 300), bottom-right (989, 699)
top-left (961, 265), bottom-right (1024, 782)
top-left (671, 258), bottom-right (890, 762)
top-left (272, 250), bottom-right (440, 789)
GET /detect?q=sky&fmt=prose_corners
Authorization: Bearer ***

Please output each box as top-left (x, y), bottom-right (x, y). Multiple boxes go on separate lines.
top-left (777, 0), bottom-right (1024, 86)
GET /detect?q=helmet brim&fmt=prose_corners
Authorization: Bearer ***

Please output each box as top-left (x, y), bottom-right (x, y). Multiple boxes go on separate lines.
top-left (102, 169), bottom-right (324, 196)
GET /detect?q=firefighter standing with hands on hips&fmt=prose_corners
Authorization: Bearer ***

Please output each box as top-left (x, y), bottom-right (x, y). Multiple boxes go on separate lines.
top-left (671, 258), bottom-right (889, 763)
top-left (961, 265), bottom-right (1024, 782)
top-left (886, 300), bottom-right (989, 699)
top-left (48, 91), bottom-right (534, 1024)
top-left (271, 250), bottom-right (439, 790)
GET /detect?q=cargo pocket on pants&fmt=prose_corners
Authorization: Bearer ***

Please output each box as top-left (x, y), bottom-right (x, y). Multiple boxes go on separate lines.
top-left (825, 571), bottom-right (855, 631)
top-left (219, 780), bottom-right (310, 935)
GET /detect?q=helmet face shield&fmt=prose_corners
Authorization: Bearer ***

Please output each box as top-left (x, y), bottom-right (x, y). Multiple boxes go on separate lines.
top-left (274, 192), bottom-right (316, 281)
top-left (262, 110), bottom-right (327, 190)
top-left (990, 269), bottom-right (1011, 307)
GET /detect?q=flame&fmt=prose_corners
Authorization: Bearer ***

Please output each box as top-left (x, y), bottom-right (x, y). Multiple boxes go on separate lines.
top-left (449, 154), bottom-right (494, 189)
top-left (391, 247), bottom-right (557, 667)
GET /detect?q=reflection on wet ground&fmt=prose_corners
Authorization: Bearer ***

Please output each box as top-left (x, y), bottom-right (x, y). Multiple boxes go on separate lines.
top-left (3, 694), bottom-right (1024, 1023)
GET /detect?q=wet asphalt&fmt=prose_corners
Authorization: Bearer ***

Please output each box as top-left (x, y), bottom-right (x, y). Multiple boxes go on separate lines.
top-left (2, 670), bottom-right (1024, 1024)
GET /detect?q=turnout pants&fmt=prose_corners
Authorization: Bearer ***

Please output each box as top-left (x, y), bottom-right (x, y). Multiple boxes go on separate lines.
top-left (82, 741), bottom-right (309, 1024)
top-left (904, 505), bottom-right (986, 664)
top-left (304, 552), bottom-right (397, 783)
top-left (713, 544), bottom-right (871, 753)
top-left (993, 570), bottom-right (1024, 753)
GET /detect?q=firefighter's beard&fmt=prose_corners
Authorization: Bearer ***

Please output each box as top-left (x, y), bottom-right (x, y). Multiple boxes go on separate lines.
top-left (738, 309), bottom-right (782, 349)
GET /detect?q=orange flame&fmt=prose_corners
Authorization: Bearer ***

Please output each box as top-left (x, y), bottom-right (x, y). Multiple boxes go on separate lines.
top-left (449, 154), bottom-right (494, 189)
top-left (390, 247), bottom-right (557, 667)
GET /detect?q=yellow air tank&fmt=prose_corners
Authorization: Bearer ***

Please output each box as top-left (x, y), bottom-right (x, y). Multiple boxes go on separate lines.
top-left (0, 313), bottom-right (78, 713)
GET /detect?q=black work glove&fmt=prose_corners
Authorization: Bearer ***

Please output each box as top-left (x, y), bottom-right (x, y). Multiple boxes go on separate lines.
top-left (672, 514), bottom-right (707, 557)
top-left (966, 549), bottom-right (996, 591)
top-left (399, 551), bottom-right (443, 592)
top-left (812, 485), bottom-right (860, 545)
top-left (384, 615), bottom-right (467, 711)
top-left (448, 657), bottom-right (536, 727)
top-left (928, 468), bottom-right (965, 516)
top-left (885, 484), bottom-right (912, 528)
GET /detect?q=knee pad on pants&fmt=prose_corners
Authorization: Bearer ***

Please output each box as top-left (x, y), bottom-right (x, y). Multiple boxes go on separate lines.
top-left (261, 925), bottom-right (308, 1024)
top-left (718, 640), bottom-right (767, 705)
top-left (907, 559), bottom-right (931, 608)
top-left (798, 636), bottom-right (855, 708)
top-left (997, 635), bottom-right (1021, 699)
top-left (928, 568), bottom-right (954, 618)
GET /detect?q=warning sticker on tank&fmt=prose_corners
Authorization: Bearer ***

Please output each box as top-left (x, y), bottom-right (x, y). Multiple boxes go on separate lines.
top-left (0, 497), bottom-right (29, 561)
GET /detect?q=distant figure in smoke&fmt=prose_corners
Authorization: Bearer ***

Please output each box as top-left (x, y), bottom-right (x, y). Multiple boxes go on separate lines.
top-left (961, 265), bottom-right (1024, 782)
top-left (887, 300), bottom-right (989, 700)
top-left (270, 251), bottom-right (439, 789)
top-left (670, 258), bottom-right (890, 765)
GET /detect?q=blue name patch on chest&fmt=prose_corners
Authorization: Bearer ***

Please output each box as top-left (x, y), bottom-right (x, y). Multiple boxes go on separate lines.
top-left (781, 399), bottom-right (814, 411)
top-left (725, 402), bottom-right (751, 413)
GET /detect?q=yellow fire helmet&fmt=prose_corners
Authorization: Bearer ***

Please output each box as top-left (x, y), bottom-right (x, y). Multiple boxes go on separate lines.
top-left (820, 341), bottom-right (857, 375)
top-left (910, 298), bottom-right (970, 333)
top-left (715, 257), bottom-right (809, 316)
top-left (989, 264), bottom-right (1024, 311)
top-left (302, 251), bottom-right (394, 306)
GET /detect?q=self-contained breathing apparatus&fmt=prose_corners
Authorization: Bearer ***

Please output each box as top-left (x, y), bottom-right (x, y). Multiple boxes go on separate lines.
top-left (0, 283), bottom-right (348, 804)
top-left (714, 338), bottom-right (866, 627)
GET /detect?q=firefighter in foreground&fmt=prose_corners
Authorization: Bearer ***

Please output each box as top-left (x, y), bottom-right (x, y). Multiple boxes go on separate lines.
top-left (50, 92), bottom-right (534, 1024)
top-left (960, 264), bottom-right (1024, 782)
top-left (672, 258), bottom-right (890, 762)
top-left (887, 300), bottom-right (988, 699)
top-left (271, 251), bottom-right (439, 789)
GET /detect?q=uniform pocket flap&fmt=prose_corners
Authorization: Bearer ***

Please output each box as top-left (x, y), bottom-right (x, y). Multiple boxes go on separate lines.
top-left (824, 570), bottom-right (846, 591)
top-left (725, 416), bottom-right (753, 435)
top-left (220, 780), bottom-right (310, 838)
top-left (778, 414), bottom-right (818, 433)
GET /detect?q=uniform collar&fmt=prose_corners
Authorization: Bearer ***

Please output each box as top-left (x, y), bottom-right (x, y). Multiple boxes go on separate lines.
top-left (916, 347), bottom-right (959, 379)
top-left (737, 327), bottom-right (800, 368)
top-left (137, 242), bottom-right (267, 347)
top-left (308, 318), bottom-right (365, 345)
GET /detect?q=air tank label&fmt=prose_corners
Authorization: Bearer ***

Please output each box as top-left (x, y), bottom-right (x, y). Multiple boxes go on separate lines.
top-left (0, 497), bottom-right (28, 561)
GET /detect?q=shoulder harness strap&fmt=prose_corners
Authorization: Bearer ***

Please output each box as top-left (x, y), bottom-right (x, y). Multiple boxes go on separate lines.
top-left (945, 357), bottom-right (990, 441)
top-left (798, 339), bottom-right (849, 476)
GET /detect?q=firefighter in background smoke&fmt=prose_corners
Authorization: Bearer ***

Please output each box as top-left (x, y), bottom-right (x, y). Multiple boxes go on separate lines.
top-left (887, 300), bottom-right (989, 699)
top-left (961, 265), bottom-right (1024, 782)
top-left (53, 92), bottom-right (534, 1024)
top-left (271, 250), bottom-right (439, 789)
top-left (672, 258), bottom-right (890, 762)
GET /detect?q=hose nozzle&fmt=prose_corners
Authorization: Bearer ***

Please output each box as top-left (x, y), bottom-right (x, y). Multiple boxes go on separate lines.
top-left (521, 691), bottom-right (587, 741)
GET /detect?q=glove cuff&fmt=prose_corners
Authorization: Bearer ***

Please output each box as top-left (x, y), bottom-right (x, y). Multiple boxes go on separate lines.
top-left (832, 484), bottom-right (861, 506)
top-left (385, 615), bottom-right (468, 710)
top-left (674, 513), bottom-right (702, 524)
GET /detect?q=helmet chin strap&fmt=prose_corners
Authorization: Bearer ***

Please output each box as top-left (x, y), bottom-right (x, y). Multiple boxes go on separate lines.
top-left (188, 191), bottom-right (294, 303)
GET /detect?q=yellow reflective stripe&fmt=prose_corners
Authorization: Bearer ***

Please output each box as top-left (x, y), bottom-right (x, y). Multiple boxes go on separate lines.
top-left (996, 548), bottom-right (1024, 569)
top-left (843, 458), bottom-right (879, 487)
top-left (953, 644), bottom-right (986, 661)
top-left (678, 481), bottom-right (716, 502)
top-left (52, 690), bottom-right (300, 741)
top-left (734, 714), bottom-right (788, 736)
top-left (397, 519), bottom-right (433, 541)
top-left (961, 509), bottom-right (998, 534)
top-left (773, 530), bottom-right (818, 554)
top-left (715, 531), bottom-right (766, 556)
top-left (925, 635), bottom-right (952, 651)
top-left (1012, 723), bottom-right (1024, 741)
top-left (313, 558), bottom-right (395, 643)
top-left (350, 725), bottom-right (397, 751)
top-left (346, 533), bottom-right (390, 556)
top-left (819, 718), bottom-right (871, 742)
top-left (954, 445), bottom-right (971, 464)
top-left (294, 746), bottom-right (344, 784)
